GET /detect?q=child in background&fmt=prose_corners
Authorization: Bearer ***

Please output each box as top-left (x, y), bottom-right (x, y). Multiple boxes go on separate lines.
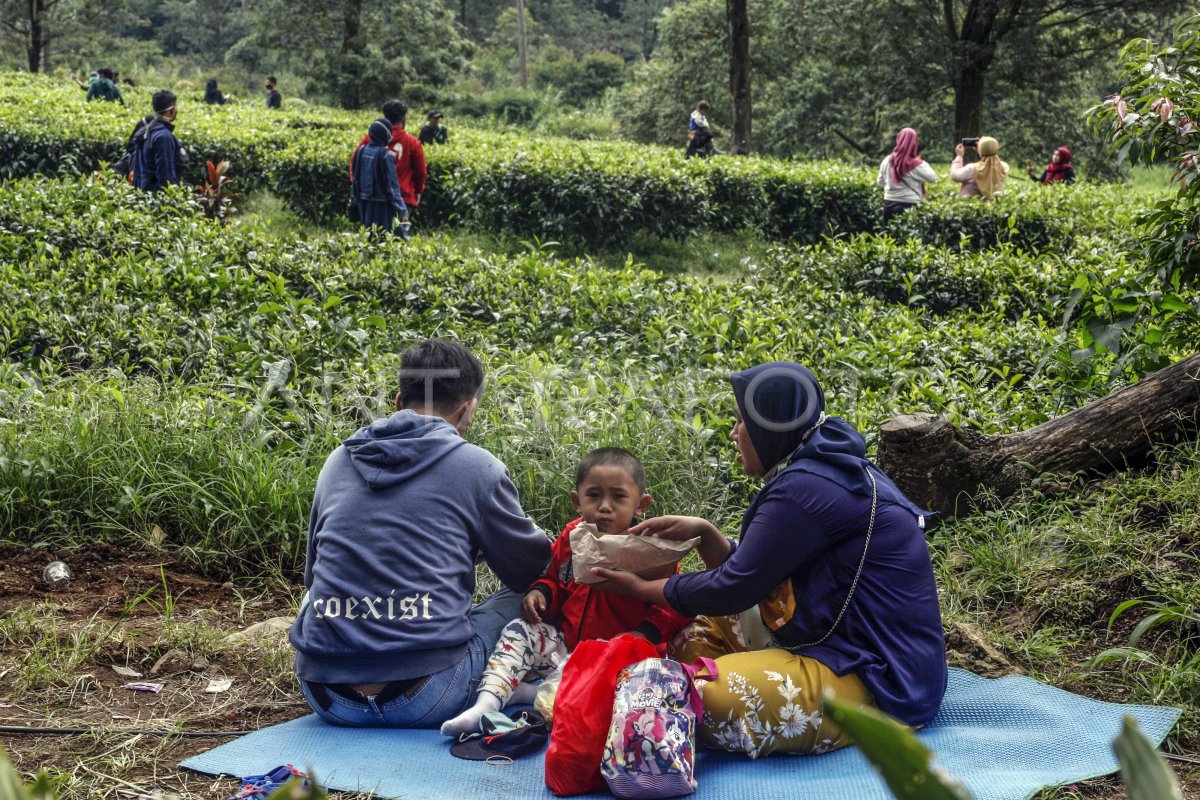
top-left (441, 447), bottom-right (692, 736)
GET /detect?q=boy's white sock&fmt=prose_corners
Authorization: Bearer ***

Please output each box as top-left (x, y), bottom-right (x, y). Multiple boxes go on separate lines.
top-left (440, 691), bottom-right (502, 736)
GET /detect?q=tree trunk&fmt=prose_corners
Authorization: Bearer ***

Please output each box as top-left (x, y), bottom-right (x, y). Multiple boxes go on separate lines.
top-left (338, 0), bottom-right (364, 108)
top-left (27, 0), bottom-right (44, 73)
top-left (952, 62), bottom-right (986, 145)
top-left (877, 354), bottom-right (1200, 518)
top-left (516, 0), bottom-right (528, 91)
top-left (727, 0), bottom-right (751, 154)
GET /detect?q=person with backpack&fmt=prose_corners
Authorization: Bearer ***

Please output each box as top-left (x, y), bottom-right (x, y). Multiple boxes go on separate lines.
top-left (685, 100), bottom-right (715, 159)
top-left (131, 90), bottom-right (188, 191)
top-left (351, 118), bottom-right (410, 237)
top-left (74, 67), bottom-right (125, 105)
top-left (351, 99), bottom-right (427, 219)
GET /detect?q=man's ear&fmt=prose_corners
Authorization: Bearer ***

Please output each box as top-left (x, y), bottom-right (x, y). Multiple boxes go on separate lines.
top-left (570, 490), bottom-right (581, 514)
top-left (451, 396), bottom-right (478, 433)
top-left (637, 494), bottom-right (653, 516)
top-left (394, 391), bottom-right (404, 411)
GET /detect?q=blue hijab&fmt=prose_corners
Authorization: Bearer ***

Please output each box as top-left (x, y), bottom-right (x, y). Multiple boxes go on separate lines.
top-left (731, 362), bottom-right (929, 533)
top-left (368, 118), bottom-right (392, 146)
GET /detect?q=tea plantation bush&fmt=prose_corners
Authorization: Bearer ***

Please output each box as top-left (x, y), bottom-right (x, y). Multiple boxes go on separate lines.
top-left (0, 71), bottom-right (1135, 249)
top-left (0, 174), bottom-right (1080, 379)
top-left (0, 171), bottom-right (1161, 424)
top-left (765, 233), bottom-right (1144, 319)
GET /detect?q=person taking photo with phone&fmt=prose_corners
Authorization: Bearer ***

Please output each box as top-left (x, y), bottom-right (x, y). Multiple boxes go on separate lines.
top-left (951, 136), bottom-right (1009, 200)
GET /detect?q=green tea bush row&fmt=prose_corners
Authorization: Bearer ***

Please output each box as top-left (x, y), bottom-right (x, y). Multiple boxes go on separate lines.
top-left (0, 72), bottom-right (1132, 249)
top-left (0, 171), bottom-right (1181, 575)
top-left (0, 173), bottom-right (1113, 427)
top-left (764, 233), bottom-right (1144, 319)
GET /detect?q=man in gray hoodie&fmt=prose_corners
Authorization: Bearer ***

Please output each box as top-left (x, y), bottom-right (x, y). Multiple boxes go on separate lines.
top-left (290, 339), bottom-right (551, 727)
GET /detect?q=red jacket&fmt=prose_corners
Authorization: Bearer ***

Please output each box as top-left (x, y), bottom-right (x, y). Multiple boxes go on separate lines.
top-left (529, 518), bottom-right (692, 653)
top-left (351, 124), bottom-right (427, 208)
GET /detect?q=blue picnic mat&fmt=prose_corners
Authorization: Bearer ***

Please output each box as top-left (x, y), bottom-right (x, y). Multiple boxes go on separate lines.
top-left (180, 668), bottom-right (1180, 800)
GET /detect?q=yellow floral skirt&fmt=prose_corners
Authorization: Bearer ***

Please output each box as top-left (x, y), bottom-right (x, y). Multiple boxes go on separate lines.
top-left (669, 613), bottom-right (873, 759)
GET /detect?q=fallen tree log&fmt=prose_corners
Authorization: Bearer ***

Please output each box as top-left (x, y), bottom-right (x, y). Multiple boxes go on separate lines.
top-left (876, 353), bottom-right (1200, 518)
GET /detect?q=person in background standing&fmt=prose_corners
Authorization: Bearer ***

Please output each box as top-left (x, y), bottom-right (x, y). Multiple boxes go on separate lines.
top-left (204, 78), bottom-right (227, 105)
top-left (1027, 147), bottom-right (1075, 184)
top-left (131, 90), bottom-right (185, 191)
top-left (351, 118), bottom-right (410, 237)
top-left (265, 76), bottom-right (281, 109)
top-left (686, 100), bottom-right (714, 159)
top-left (75, 67), bottom-right (124, 105)
top-left (419, 110), bottom-right (449, 145)
top-left (877, 127), bottom-right (939, 221)
top-left (951, 136), bottom-right (1009, 200)
top-left (351, 99), bottom-right (428, 225)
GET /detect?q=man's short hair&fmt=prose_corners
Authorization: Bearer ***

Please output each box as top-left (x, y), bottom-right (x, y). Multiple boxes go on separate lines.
top-left (152, 89), bottom-right (177, 114)
top-left (98, 67), bottom-right (115, 80)
top-left (382, 99), bottom-right (409, 124)
top-left (575, 447), bottom-right (646, 493)
top-left (398, 340), bottom-right (484, 411)
top-left (697, 100), bottom-right (710, 111)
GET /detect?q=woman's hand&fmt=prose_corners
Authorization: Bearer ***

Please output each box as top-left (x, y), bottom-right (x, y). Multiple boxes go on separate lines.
top-left (630, 515), bottom-right (713, 541)
top-left (955, 142), bottom-right (965, 157)
top-left (589, 568), bottom-right (668, 605)
top-left (522, 590), bottom-right (547, 624)
top-left (631, 515), bottom-right (731, 569)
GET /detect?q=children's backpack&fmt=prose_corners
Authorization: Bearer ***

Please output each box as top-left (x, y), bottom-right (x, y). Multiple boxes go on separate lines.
top-left (600, 657), bottom-right (716, 800)
top-left (545, 635), bottom-right (659, 797)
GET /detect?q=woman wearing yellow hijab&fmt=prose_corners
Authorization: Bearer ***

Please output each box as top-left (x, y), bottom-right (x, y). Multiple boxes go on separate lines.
top-left (950, 136), bottom-right (1009, 200)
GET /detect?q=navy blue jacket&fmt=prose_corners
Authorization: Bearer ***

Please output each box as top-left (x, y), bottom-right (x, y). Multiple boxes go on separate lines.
top-left (290, 411), bottom-right (551, 684)
top-left (665, 469), bottom-right (947, 726)
top-left (132, 119), bottom-right (181, 191)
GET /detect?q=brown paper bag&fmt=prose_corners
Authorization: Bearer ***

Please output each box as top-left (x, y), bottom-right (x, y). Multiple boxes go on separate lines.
top-left (569, 522), bottom-right (699, 584)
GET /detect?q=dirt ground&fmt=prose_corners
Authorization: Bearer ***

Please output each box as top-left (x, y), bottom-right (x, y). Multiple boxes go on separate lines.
top-left (0, 543), bottom-right (1196, 799)
top-left (0, 543), bottom-right (306, 798)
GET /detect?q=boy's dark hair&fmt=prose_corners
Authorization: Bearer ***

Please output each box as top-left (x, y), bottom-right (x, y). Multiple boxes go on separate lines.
top-left (382, 99), bottom-right (409, 124)
top-left (575, 448), bottom-right (646, 493)
top-left (697, 100), bottom-right (710, 111)
top-left (398, 339), bottom-right (484, 411)
top-left (152, 89), bottom-right (177, 114)
top-left (267, 75), bottom-right (277, 85)
top-left (98, 67), bottom-right (115, 80)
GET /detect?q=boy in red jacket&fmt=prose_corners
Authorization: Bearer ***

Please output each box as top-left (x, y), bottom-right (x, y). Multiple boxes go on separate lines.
top-left (441, 448), bottom-right (691, 736)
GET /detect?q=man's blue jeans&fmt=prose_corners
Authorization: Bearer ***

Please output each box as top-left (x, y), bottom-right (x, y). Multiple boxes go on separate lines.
top-left (299, 589), bottom-right (522, 727)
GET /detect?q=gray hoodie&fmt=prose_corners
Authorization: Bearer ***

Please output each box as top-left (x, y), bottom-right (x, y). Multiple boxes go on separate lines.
top-left (290, 410), bottom-right (550, 684)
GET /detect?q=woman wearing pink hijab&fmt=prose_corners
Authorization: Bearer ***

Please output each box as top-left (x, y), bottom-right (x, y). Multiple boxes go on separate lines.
top-left (1027, 146), bottom-right (1075, 184)
top-left (877, 128), bottom-right (939, 222)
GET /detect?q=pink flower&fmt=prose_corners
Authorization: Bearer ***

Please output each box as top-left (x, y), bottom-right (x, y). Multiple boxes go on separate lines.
top-left (1116, 97), bottom-right (1128, 122)
top-left (1161, 98), bottom-right (1174, 123)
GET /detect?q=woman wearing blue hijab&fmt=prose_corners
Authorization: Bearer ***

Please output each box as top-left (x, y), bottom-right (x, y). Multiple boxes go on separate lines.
top-left (591, 362), bottom-right (946, 758)
top-left (352, 118), bottom-right (409, 237)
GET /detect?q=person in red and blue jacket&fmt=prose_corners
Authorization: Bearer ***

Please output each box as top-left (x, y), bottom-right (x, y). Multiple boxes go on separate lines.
top-left (350, 99), bottom-right (427, 214)
top-left (441, 447), bottom-right (693, 736)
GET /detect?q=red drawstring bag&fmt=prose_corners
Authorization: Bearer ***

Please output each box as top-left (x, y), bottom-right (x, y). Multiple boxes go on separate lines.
top-left (545, 634), bottom-right (659, 796)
